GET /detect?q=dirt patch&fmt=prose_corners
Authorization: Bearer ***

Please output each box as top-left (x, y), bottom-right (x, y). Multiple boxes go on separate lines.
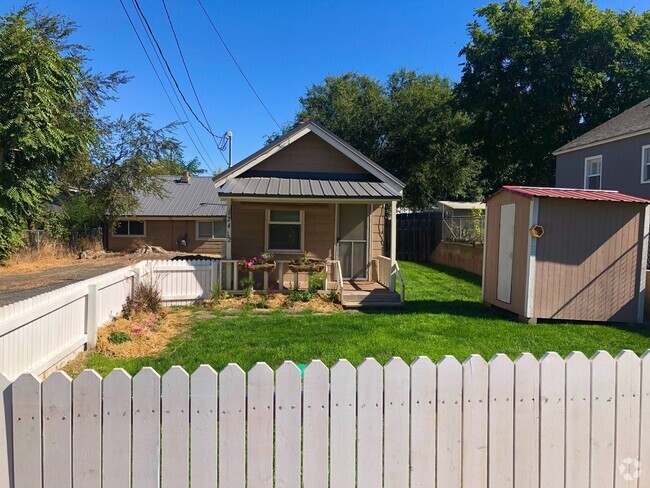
top-left (206, 293), bottom-right (341, 313)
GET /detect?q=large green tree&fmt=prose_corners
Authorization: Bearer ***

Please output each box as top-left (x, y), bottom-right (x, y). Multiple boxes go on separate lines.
top-left (288, 70), bottom-right (482, 209)
top-left (457, 0), bottom-right (650, 191)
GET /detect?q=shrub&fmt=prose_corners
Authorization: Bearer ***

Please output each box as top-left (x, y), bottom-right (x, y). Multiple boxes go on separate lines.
top-left (108, 331), bottom-right (131, 344)
top-left (289, 286), bottom-right (314, 302)
top-left (122, 281), bottom-right (162, 318)
top-left (326, 289), bottom-right (340, 303)
top-left (210, 280), bottom-right (225, 302)
top-left (308, 272), bottom-right (326, 294)
top-left (240, 277), bottom-right (254, 298)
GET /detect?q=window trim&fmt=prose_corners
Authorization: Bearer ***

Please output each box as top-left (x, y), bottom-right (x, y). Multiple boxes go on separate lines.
top-left (641, 145), bottom-right (650, 184)
top-left (112, 219), bottom-right (146, 238)
top-left (195, 219), bottom-right (227, 241)
top-left (264, 209), bottom-right (304, 253)
top-left (584, 155), bottom-right (602, 190)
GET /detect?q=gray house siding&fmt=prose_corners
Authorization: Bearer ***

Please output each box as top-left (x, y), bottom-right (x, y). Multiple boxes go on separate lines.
top-left (556, 133), bottom-right (650, 199)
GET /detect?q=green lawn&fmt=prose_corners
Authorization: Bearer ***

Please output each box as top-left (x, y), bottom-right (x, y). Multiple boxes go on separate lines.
top-left (75, 261), bottom-right (650, 375)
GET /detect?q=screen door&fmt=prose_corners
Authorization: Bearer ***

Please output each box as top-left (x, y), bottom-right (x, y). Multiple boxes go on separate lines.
top-left (338, 204), bottom-right (368, 280)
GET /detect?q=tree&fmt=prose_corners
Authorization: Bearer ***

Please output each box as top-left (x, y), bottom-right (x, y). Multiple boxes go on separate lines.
top-left (289, 70), bottom-right (482, 208)
top-left (457, 0), bottom-right (650, 192)
top-left (156, 141), bottom-right (207, 176)
top-left (0, 5), bottom-right (126, 260)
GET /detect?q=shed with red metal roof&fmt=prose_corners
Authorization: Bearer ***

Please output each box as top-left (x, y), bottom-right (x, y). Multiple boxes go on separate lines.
top-left (482, 186), bottom-right (650, 323)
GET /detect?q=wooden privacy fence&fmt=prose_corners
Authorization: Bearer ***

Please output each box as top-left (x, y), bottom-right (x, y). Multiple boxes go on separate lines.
top-left (1, 350), bottom-right (649, 488)
top-left (387, 212), bottom-right (442, 261)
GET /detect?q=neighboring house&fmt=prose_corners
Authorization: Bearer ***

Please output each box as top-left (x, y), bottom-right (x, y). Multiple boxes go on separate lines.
top-left (554, 96), bottom-right (650, 197)
top-left (107, 173), bottom-right (227, 255)
top-left (109, 120), bottom-right (405, 298)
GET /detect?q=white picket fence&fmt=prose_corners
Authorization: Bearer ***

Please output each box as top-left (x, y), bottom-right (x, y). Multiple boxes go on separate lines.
top-left (1, 350), bottom-right (649, 487)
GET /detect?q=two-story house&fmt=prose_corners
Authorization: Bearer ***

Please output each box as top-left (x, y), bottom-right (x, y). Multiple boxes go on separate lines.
top-left (554, 97), bottom-right (650, 197)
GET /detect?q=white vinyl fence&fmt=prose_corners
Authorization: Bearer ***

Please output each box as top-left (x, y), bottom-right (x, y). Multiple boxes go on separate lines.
top-left (1, 350), bottom-right (649, 487)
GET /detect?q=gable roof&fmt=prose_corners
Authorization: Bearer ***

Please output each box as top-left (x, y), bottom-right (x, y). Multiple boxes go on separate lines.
top-left (553, 97), bottom-right (650, 155)
top-left (488, 186), bottom-right (650, 204)
top-left (212, 120), bottom-right (405, 192)
top-left (131, 176), bottom-right (226, 217)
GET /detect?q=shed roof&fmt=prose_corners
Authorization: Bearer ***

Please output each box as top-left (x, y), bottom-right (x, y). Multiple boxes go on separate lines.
top-left (218, 177), bottom-right (401, 199)
top-left (553, 96), bottom-right (650, 155)
top-left (489, 186), bottom-right (650, 204)
top-left (131, 176), bottom-right (226, 217)
top-left (438, 200), bottom-right (486, 210)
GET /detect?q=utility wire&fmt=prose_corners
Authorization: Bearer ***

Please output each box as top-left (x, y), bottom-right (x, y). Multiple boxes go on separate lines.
top-left (160, 0), bottom-right (229, 164)
top-left (131, 0), bottom-right (231, 161)
top-left (118, 0), bottom-right (217, 173)
top-left (196, 0), bottom-right (282, 131)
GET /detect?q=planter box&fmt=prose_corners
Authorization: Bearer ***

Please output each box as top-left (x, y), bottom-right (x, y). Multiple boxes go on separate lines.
top-left (287, 262), bottom-right (326, 273)
top-left (238, 262), bottom-right (276, 273)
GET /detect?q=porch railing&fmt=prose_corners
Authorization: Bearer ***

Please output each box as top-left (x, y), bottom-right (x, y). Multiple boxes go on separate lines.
top-left (376, 256), bottom-right (405, 304)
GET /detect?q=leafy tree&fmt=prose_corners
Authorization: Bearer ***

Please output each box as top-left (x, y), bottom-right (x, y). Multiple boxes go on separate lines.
top-left (457, 0), bottom-right (650, 192)
top-left (156, 141), bottom-right (206, 176)
top-left (287, 70), bottom-right (482, 208)
top-left (0, 5), bottom-right (126, 260)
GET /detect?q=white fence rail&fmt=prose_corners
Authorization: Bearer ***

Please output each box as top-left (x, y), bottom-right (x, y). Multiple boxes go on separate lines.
top-left (1, 350), bottom-right (649, 487)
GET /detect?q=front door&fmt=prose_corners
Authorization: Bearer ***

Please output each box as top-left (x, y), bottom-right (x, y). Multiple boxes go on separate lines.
top-left (497, 203), bottom-right (516, 303)
top-left (338, 204), bottom-right (368, 280)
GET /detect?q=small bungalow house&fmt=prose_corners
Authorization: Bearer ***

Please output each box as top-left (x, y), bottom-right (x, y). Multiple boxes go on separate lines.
top-left (108, 120), bottom-right (405, 306)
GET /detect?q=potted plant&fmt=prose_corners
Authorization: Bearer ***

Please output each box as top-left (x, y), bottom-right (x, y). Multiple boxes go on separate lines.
top-left (288, 251), bottom-right (326, 273)
top-left (237, 252), bottom-right (276, 272)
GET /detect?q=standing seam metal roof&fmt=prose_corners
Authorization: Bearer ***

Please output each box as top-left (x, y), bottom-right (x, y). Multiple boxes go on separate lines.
top-left (490, 186), bottom-right (650, 203)
top-left (218, 177), bottom-right (401, 198)
top-left (131, 176), bottom-right (226, 216)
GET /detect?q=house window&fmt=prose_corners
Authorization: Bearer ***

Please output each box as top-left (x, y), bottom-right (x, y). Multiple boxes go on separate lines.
top-left (113, 220), bottom-right (145, 236)
top-left (267, 210), bottom-right (302, 251)
top-left (584, 156), bottom-right (602, 189)
top-left (197, 220), bottom-right (226, 240)
top-left (642, 145), bottom-right (650, 183)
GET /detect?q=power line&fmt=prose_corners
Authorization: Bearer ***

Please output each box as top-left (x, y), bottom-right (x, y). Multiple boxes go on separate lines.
top-left (196, 0), bottom-right (282, 131)
top-left (131, 0), bottom-right (231, 165)
top-left (118, 0), bottom-right (217, 173)
top-left (160, 0), bottom-right (229, 163)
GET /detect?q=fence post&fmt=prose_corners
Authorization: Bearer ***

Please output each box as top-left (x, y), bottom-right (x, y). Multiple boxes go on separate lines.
top-left (0, 374), bottom-right (13, 488)
top-left (86, 284), bottom-right (99, 349)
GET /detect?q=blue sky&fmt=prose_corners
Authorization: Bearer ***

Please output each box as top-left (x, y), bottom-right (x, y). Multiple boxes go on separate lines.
top-left (7, 0), bottom-right (648, 173)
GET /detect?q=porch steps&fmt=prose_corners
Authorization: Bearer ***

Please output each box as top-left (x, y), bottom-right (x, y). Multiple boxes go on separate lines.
top-left (342, 290), bottom-right (403, 309)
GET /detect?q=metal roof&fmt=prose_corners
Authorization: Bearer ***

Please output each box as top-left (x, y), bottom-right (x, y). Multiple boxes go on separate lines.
top-left (131, 176), bottom-right (226, 217)
top-left (554, 96), bottom-right (650, 155)
top-left (218, 177), bottom-right (401, 199)
top-left (438, 200), bottom-right (486, 210)
top-left (492, 186), bottom-right (650, 204)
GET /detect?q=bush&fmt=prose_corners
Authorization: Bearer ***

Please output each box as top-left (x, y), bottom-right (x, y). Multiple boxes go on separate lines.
top-left (210, 281), bottom-right (226, 302)
top-left (240, 277), bottom-right (254, 298)
top-left (108, 331), bottom-right (131, 344)
top-left (308, 272), bottom-right (326, 294)
top-left (289, 286), bottom-right (314, 303)
top-left (122, 281), bottom-right (162, 318)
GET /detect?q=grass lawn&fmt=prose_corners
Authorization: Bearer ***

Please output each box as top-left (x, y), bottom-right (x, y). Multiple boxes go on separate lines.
top-left (73, 261), bottom-right (650, 375)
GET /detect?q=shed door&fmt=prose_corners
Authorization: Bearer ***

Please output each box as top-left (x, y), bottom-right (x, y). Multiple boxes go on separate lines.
top-left (497, 203), bottom-right (516, 303)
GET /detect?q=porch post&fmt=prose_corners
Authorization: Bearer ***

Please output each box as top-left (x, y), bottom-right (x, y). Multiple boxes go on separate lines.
top-left (226, 199), bottom-right (232, 259)
top-left (390, 199), bottom-right (397, 291)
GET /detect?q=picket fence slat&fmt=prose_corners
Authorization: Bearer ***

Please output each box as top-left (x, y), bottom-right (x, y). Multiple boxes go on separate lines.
top-left (132, 368), bottom-right (160, 488)
top-left (462, 354), bottom-right (488, 488)
top-left (162, 367), bottom-right (190, 487)
top-left (303, 361), bottom-right (329, 488)
top-left (384, 357), bottom-right (410, 488)
top-left (410, 357), bottom-right (436, 488)
top-left (247, 363), bottom-right (274, 488)
top-left (3, 351), bottom-right (650, 488)
top-left (191, 365), bottom-right (218, 488)
top-left (358, 358), bottom-right (383, 488)
top-left (102, 369), bottom-right (131, 488)
top-left (330, 360), bottom-right (356, 488)
top-left (72, 370), bottom-right (102, 488)
top-left (514, 353), bottom-right (539, 488)
top-left (42, 372), bottom-right (72, 488)
top-left (219, 364), bottom-right (246, 488)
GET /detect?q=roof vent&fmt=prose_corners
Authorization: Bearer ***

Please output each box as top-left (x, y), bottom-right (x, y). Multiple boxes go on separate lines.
top-left (180, 171), bottom-right (190, 184)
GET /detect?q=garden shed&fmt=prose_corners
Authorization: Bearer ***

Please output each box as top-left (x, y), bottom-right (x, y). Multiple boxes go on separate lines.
top-left (482, 186), bottom-right (650, 324)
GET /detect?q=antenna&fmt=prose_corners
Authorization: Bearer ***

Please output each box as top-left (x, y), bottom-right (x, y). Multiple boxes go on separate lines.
top-left (227, 131), bottom-right (233, 168)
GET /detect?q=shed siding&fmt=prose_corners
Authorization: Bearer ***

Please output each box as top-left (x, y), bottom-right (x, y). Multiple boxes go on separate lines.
top-left (107, 219), bottom-right (225, 256)
top-left (249, 132), bottom-right (367, 175)
top-left (483, 191), bottom-right (531, 314)
top-left (533, 199), bottom-right (644, 322)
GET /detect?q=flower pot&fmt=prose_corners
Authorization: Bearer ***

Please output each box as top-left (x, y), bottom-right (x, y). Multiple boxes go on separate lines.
top-left (238, 262), bottom-right (276, 273)
top-left (287, 262), bottom-right (326, 273)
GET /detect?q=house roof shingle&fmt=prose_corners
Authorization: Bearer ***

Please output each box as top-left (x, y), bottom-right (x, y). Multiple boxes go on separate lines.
top-left (554, 97), bottom-right (650, 155)
top-left (131, 176), bottom-right (226, 217)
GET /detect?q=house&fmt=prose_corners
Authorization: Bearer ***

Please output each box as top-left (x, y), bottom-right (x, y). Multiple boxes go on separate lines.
top-left (107, 173), bottom-right (227, 255)
top-left (483, 186), bottom-right (649, 324)
top-left (109, 120), bottom-right (406, 304)
top-left (554, 96), bottom-right (650, 197)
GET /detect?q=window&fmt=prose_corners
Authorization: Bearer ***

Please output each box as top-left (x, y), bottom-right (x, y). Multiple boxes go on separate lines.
top-left (642, 145), bottom-right (650, 183)
top-left (197, 220), bottom-right (226, 240)
top-left (584, 156), bottom-right (602, 190)
top-left (113, 220), bottom-right (145, 237)
top-left (267, 210), bottom-right (302, 251)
